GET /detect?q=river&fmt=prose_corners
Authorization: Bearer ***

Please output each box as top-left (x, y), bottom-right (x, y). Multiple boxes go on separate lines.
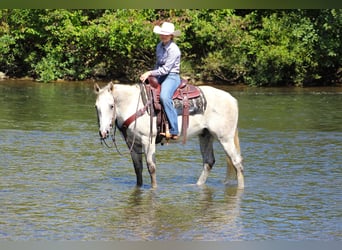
top-left (0, 80), bottom-right (341, 240)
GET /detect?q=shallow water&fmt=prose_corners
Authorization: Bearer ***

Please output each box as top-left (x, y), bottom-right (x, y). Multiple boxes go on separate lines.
top-left (0, 81), bottom-right (341, 240)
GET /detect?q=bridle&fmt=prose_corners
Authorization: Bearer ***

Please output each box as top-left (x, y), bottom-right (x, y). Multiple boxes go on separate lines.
top-left (100, 125), bottom-right (124, 155)
top-left (97, 83), bottom-right (147, 155)
top-left (96, 89), bottom-right (123, 155)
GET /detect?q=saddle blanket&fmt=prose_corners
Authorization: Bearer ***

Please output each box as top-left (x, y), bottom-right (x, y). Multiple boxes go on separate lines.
top-left (173, 93), bottom-right (206, 116)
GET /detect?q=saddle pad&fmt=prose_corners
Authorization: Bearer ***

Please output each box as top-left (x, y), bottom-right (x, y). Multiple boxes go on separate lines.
top-left (173, 92), bottom-right (207, 116)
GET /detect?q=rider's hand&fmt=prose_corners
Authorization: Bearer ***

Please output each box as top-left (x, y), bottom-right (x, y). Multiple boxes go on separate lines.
top-left (140, 71), bottom-right (151, 83)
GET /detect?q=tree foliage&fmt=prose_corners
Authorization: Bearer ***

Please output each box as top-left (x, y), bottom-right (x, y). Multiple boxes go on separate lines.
top-left (0, 9), bottom-right (340, 86)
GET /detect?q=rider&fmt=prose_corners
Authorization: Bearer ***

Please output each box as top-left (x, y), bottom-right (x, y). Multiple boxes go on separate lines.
top-left (140, 21), bottom-right (181, 140)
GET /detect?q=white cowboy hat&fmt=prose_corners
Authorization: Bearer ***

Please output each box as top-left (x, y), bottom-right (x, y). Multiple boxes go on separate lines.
top-left (153, 22), bottom-right (181, 36)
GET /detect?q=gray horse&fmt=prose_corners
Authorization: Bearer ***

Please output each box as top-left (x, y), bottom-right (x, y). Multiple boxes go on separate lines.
top-left (94, 82), bottom-right (244, 189)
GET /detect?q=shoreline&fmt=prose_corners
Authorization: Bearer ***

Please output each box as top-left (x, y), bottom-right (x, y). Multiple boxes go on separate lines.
top-left (1, 73), bottom-right (341, 89)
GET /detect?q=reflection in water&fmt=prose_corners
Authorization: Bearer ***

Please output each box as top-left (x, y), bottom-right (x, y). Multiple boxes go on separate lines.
top-left (106, 185), bottom-right (244, 240)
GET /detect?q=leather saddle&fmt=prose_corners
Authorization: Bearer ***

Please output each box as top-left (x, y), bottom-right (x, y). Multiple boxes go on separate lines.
top-left (145, 76), bottom-right (203, 144)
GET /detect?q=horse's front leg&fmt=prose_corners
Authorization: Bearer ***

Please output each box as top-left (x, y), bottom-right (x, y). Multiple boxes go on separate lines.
top-left (130, 144), bottom-right (144, 187)
top-left (142, 138), bottom-right (157, 188)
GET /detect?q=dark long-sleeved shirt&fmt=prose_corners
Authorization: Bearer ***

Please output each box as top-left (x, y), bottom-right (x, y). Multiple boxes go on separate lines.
top-left (150, 40), bottom-right (181, 77)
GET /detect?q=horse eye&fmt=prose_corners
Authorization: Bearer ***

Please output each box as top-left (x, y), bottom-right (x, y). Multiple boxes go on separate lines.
top-left (110, 105), bottom-right (114, 110)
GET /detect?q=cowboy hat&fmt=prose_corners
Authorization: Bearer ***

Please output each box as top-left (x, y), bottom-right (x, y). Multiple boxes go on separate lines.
top-left (153, 22), bottom-right (181, 36)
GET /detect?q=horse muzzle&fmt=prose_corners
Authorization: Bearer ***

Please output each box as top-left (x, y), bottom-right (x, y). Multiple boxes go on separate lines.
top-left (99, 130), bottom-right (110, 139)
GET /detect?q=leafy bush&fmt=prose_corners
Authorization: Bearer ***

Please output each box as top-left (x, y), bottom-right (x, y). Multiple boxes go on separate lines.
top-left (0, 9), bottom-right (340, 86)
top-left (244, 12), bottom-right (319, 86)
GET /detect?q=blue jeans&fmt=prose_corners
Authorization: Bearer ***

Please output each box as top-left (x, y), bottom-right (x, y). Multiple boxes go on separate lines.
top-left (158, 73), bottom-right (180, 135)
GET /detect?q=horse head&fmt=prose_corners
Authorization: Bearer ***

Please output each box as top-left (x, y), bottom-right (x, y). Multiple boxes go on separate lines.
top-left (94, 82), bottom-right (116, 139)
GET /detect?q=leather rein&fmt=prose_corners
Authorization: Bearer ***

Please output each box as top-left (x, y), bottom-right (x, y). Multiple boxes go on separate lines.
top-left (102, 83), bottom-right (151, 154)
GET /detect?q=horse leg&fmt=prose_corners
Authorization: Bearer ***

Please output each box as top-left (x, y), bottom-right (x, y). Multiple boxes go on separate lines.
top-left (225, 157), bottom-right (236, 182)
top-left (225, 128), bottom-right (240, 182)
top-left (143, 140), bottom-right (157, 188)
top-left (196, 129), bottom-right (215, 185)
top-left (130, 146), bottom-right (144, 187)
top-left (220, 130), bottom-right (245, 189)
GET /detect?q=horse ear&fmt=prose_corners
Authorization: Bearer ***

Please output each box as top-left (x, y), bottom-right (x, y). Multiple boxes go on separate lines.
top-left (108, 81), bottom-right (114, 92)
top-left (94, 83), bottom-right (101, 94)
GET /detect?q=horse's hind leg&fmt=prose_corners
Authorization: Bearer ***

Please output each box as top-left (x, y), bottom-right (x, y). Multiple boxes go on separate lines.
top-left (220, 130), bottom-right (244, 189)
top-left (225, 128), bottom-right (240, 182)
top-left (197, 129), bottom-right (215, 185)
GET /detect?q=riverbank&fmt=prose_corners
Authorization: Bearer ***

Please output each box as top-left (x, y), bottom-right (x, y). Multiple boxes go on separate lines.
top-left (1, 77), bottom-right (342, 96)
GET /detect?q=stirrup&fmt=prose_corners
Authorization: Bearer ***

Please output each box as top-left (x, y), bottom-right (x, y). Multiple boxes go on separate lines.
top-left (160, 131), bottom-right (171, 139)
top-left (160, 132), bottom-right (178, 140)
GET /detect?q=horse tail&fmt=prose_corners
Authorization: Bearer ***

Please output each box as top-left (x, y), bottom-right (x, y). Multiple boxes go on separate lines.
top-left (226, 128), bottom-right (241, 179)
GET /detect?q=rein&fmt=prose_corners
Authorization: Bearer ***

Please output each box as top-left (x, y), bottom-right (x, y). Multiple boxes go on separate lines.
top-left (98, 90), bottom-right (124, 155)
top-left (104, 83), bottom-right (150, 154)
top-left (100, 125), bottom-right (124, 156)
top-left (119, 84), bottom-right (150, 133)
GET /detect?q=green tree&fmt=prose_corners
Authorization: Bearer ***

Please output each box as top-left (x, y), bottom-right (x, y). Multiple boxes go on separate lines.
top-left (0, 9), bottom-right (340, 85)
top-left (310, 9), bottom-right (341, 85)
top-left (244, 11), bottom-right (319, 86)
